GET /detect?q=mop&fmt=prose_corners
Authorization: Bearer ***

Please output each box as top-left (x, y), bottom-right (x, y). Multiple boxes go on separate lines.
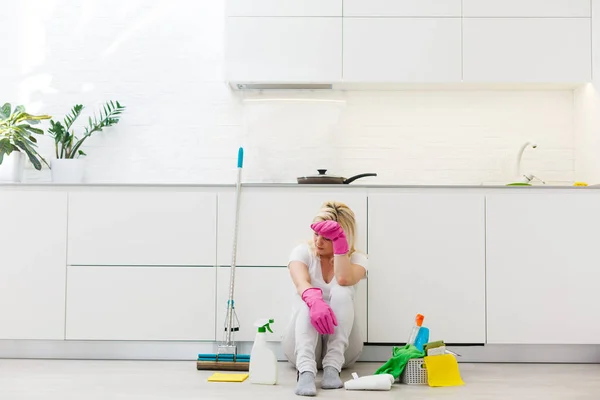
top-left (197, 147), bottom-right (251, 372)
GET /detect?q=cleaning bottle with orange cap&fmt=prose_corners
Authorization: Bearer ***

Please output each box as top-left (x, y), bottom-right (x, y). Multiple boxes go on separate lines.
top-left (407, 314), bottom-right (425, 346)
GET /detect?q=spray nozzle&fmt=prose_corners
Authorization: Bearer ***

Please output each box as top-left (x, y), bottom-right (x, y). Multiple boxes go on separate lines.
top-left (254, 318), bottom-right (274, 333)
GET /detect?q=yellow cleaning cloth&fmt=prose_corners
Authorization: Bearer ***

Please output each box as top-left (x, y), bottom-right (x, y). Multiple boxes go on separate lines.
top-left (423, 354), bottom-right (464, 387)
top-left (207, 372), bottom-right (249, 382)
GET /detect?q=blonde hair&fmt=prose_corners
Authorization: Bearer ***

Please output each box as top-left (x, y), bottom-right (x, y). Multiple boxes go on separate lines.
top-left (309, 201), bottom-right (357, 257)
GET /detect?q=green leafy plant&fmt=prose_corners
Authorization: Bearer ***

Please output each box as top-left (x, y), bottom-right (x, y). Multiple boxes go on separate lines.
top-left (48, 100), bottom-right (126, 159)
top-left (0, 103), bottom-right (52, 170)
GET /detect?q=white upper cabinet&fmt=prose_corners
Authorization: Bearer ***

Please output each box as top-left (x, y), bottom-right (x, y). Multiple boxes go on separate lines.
top-left (463, 0), bottom-right (591, 17)
top-left (343, 0), bottom-right (461, 17)
top-left (343, 18), bottom-right (462, 82)
top-left (463, 18), bottom-right (592, 83)
top-left (67, 191), bottom-right (217, 266)
top-left (227, 0), bottom-right (342, 16)
top-left (226, 17), bottom-right (342, 83)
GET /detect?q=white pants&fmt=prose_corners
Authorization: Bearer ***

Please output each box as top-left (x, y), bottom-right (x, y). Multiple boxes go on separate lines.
top-left (281, 285), bottom-right (364, 376)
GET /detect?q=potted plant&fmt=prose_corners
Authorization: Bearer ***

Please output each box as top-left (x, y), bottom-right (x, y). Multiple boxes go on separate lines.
top-left (0, 103), bottom-right (51, 182)
top-left (47, 100), bottom-right (125, 183)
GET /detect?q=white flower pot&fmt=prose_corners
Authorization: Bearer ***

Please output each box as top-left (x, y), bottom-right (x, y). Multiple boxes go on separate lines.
top-left (0, 151), bottom-right (25, 183)
top-left (51, 158), bottom-right (86, 183)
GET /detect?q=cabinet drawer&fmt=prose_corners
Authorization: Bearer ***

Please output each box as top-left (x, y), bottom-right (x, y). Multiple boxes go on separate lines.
top-left (67, 191), bottom-right (217, 266)
top-left (344, 0), bottom-right (461, 17)
top-left (463, 0), bottom-right (591, 17)
top-left (65, 266), bottom-right (216, 341)
top-left (215, 267), bottom-right (368, 343)
top-left (227, 0), bottom-right (341, 16)
top-left (217, 189), bottom-right (367, 267)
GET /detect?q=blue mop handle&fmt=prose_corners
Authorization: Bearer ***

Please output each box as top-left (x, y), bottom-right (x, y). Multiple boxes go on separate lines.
top-left (237, 147), bottom-right (244, 168)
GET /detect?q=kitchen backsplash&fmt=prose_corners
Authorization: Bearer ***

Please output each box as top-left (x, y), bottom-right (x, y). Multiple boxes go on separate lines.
top-left (4, 0), bottom-right (577, 185)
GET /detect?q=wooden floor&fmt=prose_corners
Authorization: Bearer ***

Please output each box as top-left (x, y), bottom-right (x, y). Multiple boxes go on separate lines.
top-left (0, 359), bottom-right (598, 399)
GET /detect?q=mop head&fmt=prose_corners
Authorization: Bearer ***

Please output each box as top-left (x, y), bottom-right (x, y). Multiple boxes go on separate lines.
top-left (197, 353), bottom-right (250, 371)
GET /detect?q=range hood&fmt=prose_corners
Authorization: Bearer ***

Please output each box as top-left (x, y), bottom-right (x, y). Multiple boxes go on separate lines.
top-left (231, 83), bottom-right (333, 90)
top-left (229, 81), bottom-right (586, 92)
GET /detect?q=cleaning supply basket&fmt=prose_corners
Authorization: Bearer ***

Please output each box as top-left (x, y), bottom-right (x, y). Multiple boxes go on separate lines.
top-left (400, 358), bottom-right (428, 385)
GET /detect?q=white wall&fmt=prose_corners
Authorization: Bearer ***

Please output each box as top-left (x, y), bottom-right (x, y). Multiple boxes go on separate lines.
top-left (574, 0), bottom-right (600, 183)
top-left (2, 0), bottom-right (577, 185)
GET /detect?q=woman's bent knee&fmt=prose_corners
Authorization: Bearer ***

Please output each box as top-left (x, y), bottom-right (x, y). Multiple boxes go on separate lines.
top-left (329, 285), bottom-right (354, 303)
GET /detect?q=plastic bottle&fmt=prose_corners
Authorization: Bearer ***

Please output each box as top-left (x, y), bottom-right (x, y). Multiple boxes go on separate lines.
top-left (249, 318), bottom-right (278, 385)
top-left (407, 314), bottom-right (424, 345)
top-left (414, 325), bottom-right (430, 351)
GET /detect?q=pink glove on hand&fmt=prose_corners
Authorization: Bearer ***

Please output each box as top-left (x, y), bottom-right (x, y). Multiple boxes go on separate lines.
top-left (301, 287), bottom-right (338, 335)
top-left (311, 220), bottom-right (349, 255)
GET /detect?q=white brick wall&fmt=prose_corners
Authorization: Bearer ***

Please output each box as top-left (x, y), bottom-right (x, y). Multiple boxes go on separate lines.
top-left (3, 0), bottom-right (577, 185)
top-left (573, 1), bottom-right (600, 185)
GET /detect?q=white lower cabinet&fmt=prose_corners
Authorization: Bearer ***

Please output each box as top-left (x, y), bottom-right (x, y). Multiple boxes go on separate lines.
top-left (217, 188), bottom-right (368, 267)
top-left (216, 267), bottom-right (297, 342)
top-left (0, 191), bottom-right (68, 340)
top-left (367, 193), bottom-right (486, 344)
top-left (216, 267), bottom-right (368, 343)
top-left (486, 194), bottom-right (600, 344)
top-left (65, 266), bottom-right (216, 341)
top-left (67, 190), bottom-right (217, 266)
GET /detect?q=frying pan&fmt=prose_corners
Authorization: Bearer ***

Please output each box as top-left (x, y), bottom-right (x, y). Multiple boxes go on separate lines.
top-left (297, 169), bottom-right (377, 184)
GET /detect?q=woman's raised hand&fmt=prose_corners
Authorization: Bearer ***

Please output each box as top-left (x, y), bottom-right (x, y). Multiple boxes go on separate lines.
top-left (311, 220), bottom-right (349, 255)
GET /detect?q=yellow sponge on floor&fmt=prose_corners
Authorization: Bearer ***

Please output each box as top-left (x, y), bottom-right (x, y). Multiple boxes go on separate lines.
top-left (207, 372), bottom-right (249, 382)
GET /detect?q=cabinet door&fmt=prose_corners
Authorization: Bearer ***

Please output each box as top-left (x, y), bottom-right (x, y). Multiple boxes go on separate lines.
top-left (367, 193), bottom-right (486, 344)
top-left (216, 267), bottom-right (296, 342)
top-left (216, 267), bottom-right (368, 342)
top-left (486, 194), bottom-right (600, 344)
top-left (344, 0), bottom-right (461, 17)
top-left (217, 188), bottom-right (367, 266)
top-left (225, 17), bottom-right (342, 83)
top-left (227, 0), bottom-right (341, 16)
top-left (463, 18), bottom-right (591, 83)
top-left (65, 266), bottom-right (216, 340)
top-left (343, 18), bottom-right (462, 82)
top-left (463, 0), bottom-right (591, 17)
top-left (67, 191), bottom-right (216, 266)
top-left (0, 191), bottom-right (67, 340)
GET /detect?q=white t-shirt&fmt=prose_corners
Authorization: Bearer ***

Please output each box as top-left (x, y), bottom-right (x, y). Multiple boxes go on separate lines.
top-left (287, 242), bottom-right (368, 300)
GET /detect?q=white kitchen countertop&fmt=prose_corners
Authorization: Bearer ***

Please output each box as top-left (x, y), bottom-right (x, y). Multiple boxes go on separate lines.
top-left (0, 182), bottom-right (597, 189)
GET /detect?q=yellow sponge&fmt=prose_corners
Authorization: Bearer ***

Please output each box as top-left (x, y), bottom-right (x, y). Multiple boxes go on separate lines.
top-left (207, 372), bottom-right (249, 382)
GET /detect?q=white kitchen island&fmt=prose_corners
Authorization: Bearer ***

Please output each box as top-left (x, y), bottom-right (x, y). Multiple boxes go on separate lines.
top-left (1, 183), bottom-right (598, 363)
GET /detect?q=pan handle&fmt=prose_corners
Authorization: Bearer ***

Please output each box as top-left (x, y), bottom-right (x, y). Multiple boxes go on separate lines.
top-left (343, 173), bottom-right (378, 184)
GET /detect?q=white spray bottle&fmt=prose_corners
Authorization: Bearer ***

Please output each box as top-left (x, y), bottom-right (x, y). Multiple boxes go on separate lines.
top-left (249, 318), bottom-right (278, 385)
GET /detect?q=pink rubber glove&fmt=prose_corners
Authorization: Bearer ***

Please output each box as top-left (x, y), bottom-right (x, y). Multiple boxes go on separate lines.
top-left (311, 220), bottom-right (349, 255)
top-left (301, 287), bottom-right (338, 335)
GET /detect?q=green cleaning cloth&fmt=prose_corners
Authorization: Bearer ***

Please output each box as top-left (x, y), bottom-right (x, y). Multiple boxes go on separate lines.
top-left (374, 344), bottom-right (426, 379)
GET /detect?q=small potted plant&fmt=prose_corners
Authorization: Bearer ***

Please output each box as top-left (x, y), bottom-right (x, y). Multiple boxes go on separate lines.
top-left (47, 100), bottom-right (125, 183)
top-left (0, 103), bottom-right (51, 182)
